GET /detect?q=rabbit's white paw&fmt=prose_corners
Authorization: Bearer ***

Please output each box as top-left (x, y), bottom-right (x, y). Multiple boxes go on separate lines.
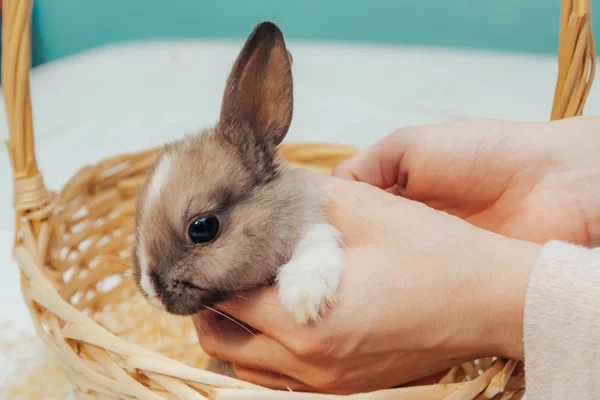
top-left (277, 222), bottom-right (343, 325)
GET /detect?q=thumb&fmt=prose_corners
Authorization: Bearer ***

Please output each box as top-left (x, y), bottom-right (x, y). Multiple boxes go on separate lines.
top-left (293, 168), bottom-right (393, 209)
top-left (331, 127), bottom-right (417, 191)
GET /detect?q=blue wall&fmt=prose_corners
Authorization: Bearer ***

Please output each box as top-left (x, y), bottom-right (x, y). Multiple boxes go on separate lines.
top-left (0, 0), bottom-right (596, 68)
top-left (22, 0), bottom-right (598, 67)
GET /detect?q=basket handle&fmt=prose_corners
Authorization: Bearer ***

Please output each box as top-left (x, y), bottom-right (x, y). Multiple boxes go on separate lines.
top-left (551, 0), bottom-right (596, 119)
top-left (2, 0), bottom-right (52, 242)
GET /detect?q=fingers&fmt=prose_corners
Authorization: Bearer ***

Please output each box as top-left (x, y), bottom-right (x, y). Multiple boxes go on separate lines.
top-left (215, 288), bottom-right (305, 341)
top-left (331, 128), bottom-right (416, 190)
top-left (293, 168), bottom-right (401, 245)
top-left (194, 309), bottom-right (305, 377)
top-left (233, 366), bottom-right (314, 392)
top-left (294, 168), bottom-right (397, 211)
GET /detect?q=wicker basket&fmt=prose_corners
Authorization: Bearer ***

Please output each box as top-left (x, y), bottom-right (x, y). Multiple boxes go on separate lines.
top-left (1, 0), bottom-right (596, 398)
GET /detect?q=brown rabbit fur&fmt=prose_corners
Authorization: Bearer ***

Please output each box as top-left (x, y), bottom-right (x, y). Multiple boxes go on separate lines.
top-left (132, 21), bottom-right (343, 336)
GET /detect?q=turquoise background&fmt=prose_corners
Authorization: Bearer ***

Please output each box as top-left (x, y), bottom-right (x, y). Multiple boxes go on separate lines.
top-left (2, 0), bottom-right (600, 67)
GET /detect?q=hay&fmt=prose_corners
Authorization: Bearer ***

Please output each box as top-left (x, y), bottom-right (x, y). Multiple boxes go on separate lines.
top-left (0, 322), bottom-right (74, 400)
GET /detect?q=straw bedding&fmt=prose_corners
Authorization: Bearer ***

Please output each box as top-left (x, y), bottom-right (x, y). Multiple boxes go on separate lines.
top-left (1, 322), bottom-right (74, 399)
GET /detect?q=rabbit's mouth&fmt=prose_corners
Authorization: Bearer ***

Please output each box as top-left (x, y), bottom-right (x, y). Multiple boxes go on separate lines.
top-left (165, 276), bottom-right (279, 316)
top-left (159, 286), bottom-right (234, 316)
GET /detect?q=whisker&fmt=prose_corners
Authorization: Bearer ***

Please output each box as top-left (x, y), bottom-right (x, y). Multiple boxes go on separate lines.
top-left (194, 316), bottom-right (211, 334)
top-left (234, 294), bottom-right (278, 308)
top-left (204, 306), bottom-right (257, 338)
top-left (191, 300), bottom-right (226, 340)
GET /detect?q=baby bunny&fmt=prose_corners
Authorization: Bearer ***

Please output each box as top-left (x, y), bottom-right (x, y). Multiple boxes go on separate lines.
top-left (132, 21), bottom-right (343, 326)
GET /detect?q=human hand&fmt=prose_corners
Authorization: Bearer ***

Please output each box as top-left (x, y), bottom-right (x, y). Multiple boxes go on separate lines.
top-left (333, 116), bottom-right (600, 247)
top-left (194, 170), bottom-right (541, 393)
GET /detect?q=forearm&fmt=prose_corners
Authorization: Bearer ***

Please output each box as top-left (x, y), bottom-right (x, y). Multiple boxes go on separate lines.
top-left (470, 233), bottom-right (600, 397)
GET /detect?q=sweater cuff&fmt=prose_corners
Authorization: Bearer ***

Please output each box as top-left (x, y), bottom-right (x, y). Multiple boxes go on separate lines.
top-left (524, 240), bottom-right (600, 399)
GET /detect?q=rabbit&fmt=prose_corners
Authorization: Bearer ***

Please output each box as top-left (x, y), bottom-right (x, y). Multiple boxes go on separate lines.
top-left (131, 20), bottom-right (344, 344)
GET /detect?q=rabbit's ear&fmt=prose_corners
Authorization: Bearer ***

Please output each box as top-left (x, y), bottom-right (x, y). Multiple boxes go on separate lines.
top-left (217, 21), bottom-right (293, 148)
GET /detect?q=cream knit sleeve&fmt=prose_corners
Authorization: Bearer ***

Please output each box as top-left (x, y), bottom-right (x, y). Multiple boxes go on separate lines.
top-left (524, 240), bottom-right (600, 399)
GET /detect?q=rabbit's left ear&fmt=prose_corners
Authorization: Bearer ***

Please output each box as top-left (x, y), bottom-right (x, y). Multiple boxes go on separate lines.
top-left (217, 21), bottom-right (293, 148)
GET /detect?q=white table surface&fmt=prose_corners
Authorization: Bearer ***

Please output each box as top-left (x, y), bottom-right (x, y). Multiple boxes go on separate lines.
top-left (0, 38), bottom-right (598, 394)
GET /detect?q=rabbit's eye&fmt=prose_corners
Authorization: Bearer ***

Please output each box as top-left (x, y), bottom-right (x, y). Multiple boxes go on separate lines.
top-left (188, 215), bottom-right (220, 244)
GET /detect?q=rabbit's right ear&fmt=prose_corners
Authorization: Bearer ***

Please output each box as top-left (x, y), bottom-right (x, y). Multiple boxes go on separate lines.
top-left (217, 22), bottom-right (293, 149)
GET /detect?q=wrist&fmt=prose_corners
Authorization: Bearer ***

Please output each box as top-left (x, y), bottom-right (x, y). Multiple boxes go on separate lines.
top-left (438, 224), bottom-right (541, 364)
top-left (476, 231), bottom-right (542, 361)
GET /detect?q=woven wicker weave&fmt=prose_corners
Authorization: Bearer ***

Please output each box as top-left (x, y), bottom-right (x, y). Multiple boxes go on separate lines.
top-left (1, 0), bottom-right (596, 398)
